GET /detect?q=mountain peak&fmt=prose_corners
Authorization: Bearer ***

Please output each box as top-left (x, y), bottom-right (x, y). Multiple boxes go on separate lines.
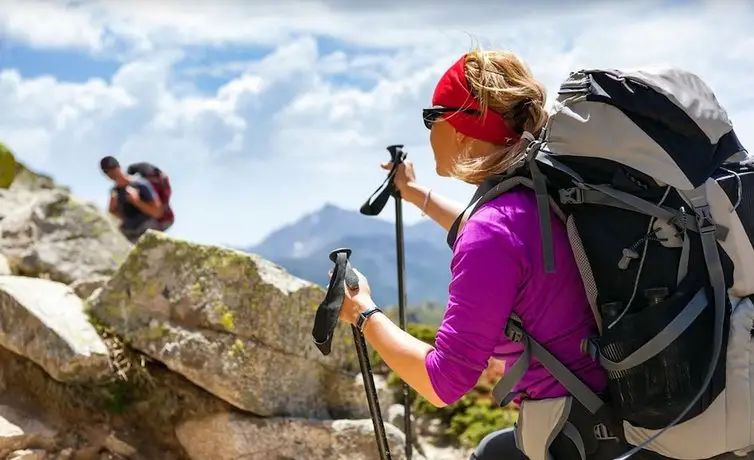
top-left (302, 203), bottom-right (352, 226)
top-left (318, 202), bottom-right (349, 217)
top-left (321, 202), bottom-right (342, 212)
top-left (244, 202), bottom-right (452, 305)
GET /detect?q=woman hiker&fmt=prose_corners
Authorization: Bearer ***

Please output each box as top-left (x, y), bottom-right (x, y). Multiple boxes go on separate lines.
top-left (334, 49), bottom-right (663, 460)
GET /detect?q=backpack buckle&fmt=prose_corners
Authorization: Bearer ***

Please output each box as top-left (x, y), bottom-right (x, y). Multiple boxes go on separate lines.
top-left (505, 315), bottom-right (525, 343)
top-left (559, 187), bottom-right (583, 205)
top-left (593, 423), bottom-right (618, 441)
top-left (694, 204), bottom-right (717, 234)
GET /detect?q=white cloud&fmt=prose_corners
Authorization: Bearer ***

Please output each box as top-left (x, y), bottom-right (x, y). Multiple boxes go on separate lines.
top-left (0, 0), bottom-right (105, 51)
top-left (1, 0), bottom-right (753, 247)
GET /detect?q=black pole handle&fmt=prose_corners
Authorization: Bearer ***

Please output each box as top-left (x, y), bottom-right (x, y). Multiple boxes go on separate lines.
top-left (387, 144), bottom-right (407, 165)
top-left (312, 248), bottom-right (359, 356)
top-left (311, 248), bottom-right (394, 459)
top-left (359, 145), bottom-right (408, 216)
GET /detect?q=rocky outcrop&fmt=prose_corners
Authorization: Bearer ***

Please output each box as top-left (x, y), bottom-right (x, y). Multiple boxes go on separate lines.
top-left (0, 147), bottom-right (469, 460)
top-left (0, 188), bottom-right (131, 285)
top-left (69, 276), bottom-right (109, 300)
top-left (175, 413), bottom-right (407, 460)
top-left (0, 157), bottom-right (131, 288)
top-left (0, 276), bottom-right (110, 384)
top-left (88, 230), bottom-right (366, 419)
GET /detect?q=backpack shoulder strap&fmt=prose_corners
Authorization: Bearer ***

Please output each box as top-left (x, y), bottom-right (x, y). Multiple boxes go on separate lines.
top-left (446, 173), bottom-right (531, 249)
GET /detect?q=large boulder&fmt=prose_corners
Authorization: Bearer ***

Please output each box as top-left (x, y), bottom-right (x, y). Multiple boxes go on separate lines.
top-left (175, 412), bottom-right (407, 460)
top-left (0, 276), bottom-right (110, 384)
top-left (0, 187), bottom-right (131, 284)
top-left (89, 231), bottom-right (367, 418)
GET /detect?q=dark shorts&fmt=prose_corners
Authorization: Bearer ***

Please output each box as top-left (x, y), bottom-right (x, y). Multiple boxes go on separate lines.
top-left (470, 427), bottom-right (525, 460)
top-left (470, 411), bottom-right (753, 460)
top-left (470, 426), bottom-right (663, 460)
top-left (120, 217), bottom-right (163, 243)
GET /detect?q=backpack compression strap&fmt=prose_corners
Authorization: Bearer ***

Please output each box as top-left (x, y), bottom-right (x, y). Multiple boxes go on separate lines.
top-left (493, 285), bottom-right (709, 410)
top-left (491, 314), bottom-right (606, 416)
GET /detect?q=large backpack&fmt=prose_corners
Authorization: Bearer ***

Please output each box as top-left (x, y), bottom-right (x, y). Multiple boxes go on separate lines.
top-left (127, 162), bottom-right (174, 226)
top-left (447, 68), bottom-right (754, 460)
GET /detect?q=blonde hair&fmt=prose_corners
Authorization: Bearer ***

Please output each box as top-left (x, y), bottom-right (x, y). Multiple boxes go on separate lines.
top-left (451, 48), bottom-right (548, 185)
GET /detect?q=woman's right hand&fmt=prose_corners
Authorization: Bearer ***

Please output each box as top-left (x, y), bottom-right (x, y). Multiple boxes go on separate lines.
top-left (381, 160), bottom-right (416, 194)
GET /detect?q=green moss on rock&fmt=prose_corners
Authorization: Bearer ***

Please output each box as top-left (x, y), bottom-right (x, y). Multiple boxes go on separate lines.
top-left (216, 305), bottom-right (236, 330)
top-left (0, 143), bottom-right (17, 189)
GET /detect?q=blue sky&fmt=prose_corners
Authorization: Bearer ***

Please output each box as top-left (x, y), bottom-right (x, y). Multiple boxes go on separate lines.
top-left (1, 0), bottom-right (753, 247)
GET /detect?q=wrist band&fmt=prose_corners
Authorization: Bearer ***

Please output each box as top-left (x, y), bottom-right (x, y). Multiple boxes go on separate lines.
top-left (357, 305), bottom-right (383, 333)
top-left (421, 189), bottom-right (432, 217)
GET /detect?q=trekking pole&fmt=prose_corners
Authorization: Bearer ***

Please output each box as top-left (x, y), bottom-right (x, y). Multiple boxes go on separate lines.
top-left (359, 145), bottom-right (412, 460)
top-left (312, 248), bottom-right (392, 460)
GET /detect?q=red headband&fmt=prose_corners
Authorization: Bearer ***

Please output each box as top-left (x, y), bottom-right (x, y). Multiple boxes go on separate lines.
top-left (431, 54), bottom-right (521, 145)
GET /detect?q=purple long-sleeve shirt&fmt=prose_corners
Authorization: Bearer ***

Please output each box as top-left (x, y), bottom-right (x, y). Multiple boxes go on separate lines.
top-left (425, 188), bottom-right (607, 406)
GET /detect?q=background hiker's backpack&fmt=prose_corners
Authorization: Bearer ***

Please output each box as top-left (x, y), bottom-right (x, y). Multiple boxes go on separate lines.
top-left (127, 162), bottom-right (174, 225)
top-left (450, 68), bottom-right (754, 460)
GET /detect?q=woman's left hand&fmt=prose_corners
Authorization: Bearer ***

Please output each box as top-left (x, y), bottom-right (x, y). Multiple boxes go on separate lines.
top-left (329, 267), bottom-right (376, 325)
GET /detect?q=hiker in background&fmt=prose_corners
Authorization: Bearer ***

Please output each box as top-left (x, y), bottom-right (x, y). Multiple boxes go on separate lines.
top-left (337, 49), bottom-right (650, 460)
top-left (100, 156), bottom-right (164, 243)
top-left (126, 161), bottom-right (175, 232)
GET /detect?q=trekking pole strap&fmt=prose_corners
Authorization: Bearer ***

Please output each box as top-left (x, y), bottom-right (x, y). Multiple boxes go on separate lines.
top-left (360, 167), bottom-right (399, 216)
top-left (492, 315), bottom-right (606, 415)
top-left (360, 145), bottom-right (407, 216)
top-left (311, 248), bottom-right (360, 356)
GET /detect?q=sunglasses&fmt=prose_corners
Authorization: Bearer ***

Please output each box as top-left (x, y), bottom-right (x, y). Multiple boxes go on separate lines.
top-left (422, 106), bottom-right (481, 129)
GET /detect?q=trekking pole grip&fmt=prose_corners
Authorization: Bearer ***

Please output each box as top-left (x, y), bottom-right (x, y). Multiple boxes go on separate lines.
top-left (387, 144), bottom-right (407, 165)
top-left (311, 248), bottom-right (359, 355)
top-left (386, 145), bottom-right (407, 200)
top-left (310, 248), bottom-right (394, 460)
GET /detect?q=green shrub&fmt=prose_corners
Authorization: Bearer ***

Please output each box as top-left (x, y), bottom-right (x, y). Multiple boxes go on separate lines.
top-left (379, 323), bottom-right (518, 448)
top-left (0, 143), bottom-right (17, 189)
